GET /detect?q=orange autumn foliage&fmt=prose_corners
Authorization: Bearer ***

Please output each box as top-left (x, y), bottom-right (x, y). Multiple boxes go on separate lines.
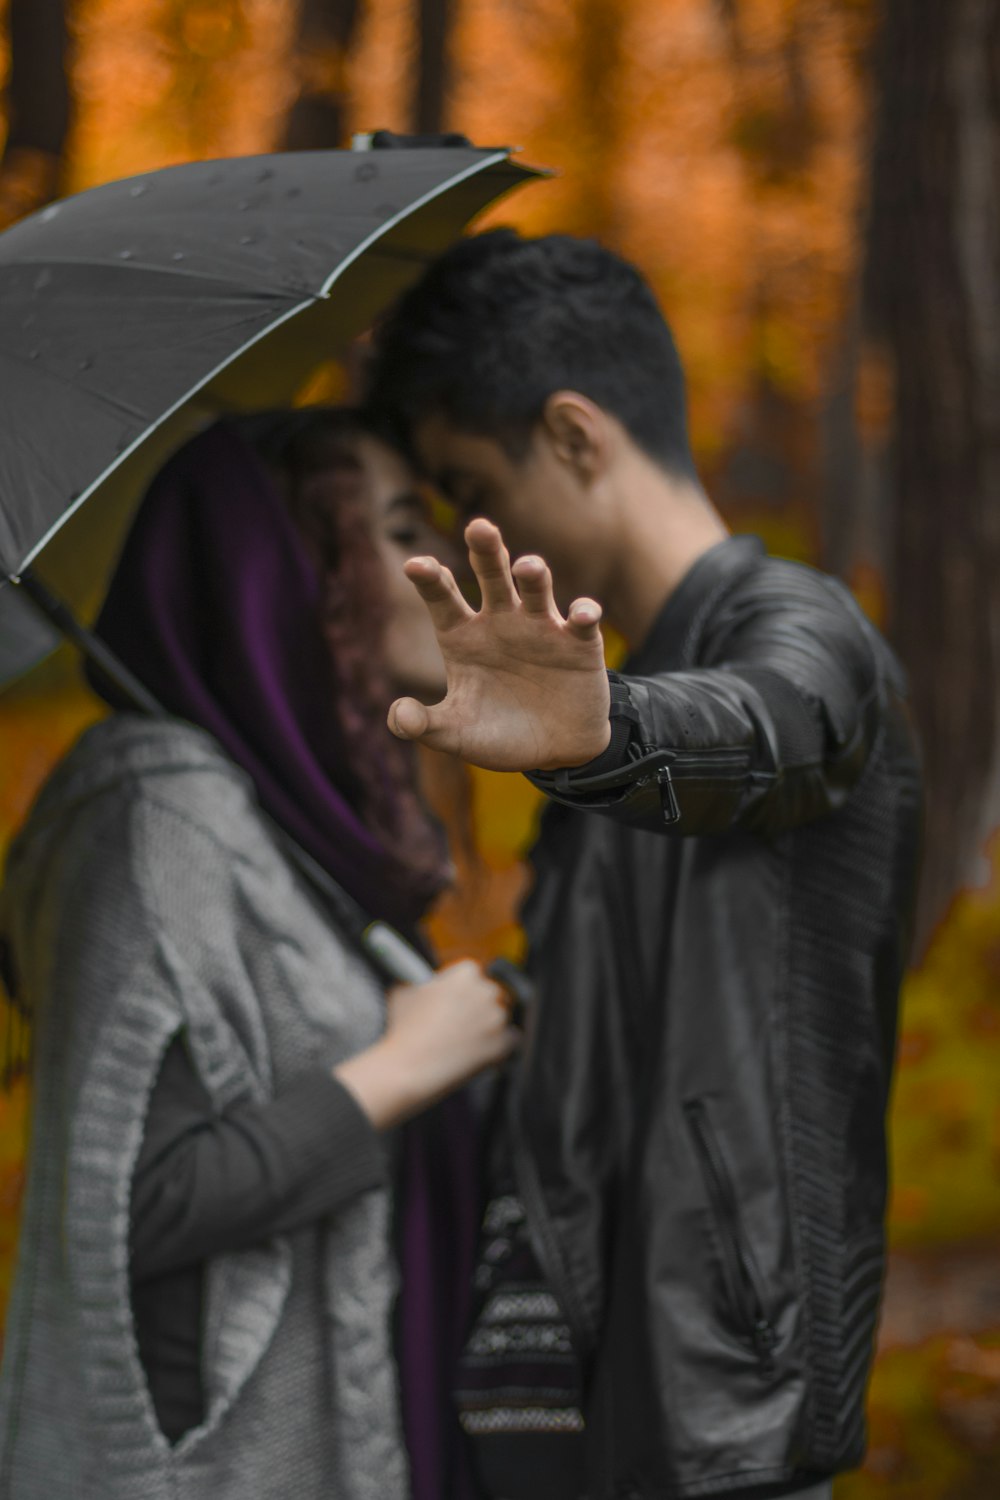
top-left (1, 1), bottom-right (998, 1490)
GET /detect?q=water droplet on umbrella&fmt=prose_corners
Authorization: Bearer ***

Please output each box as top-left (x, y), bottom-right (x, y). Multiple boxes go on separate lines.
top-left (79, 356), bottom-right (94, 371)
top-left (118, 249), bottom-right (134, 260)
top-left (376, 204), bottom-right (398, 217)
top-left (239, 233), bottom-right (259, 246)
top-left (129, 182), bottom-right (150, 198)
top-left (256, 168), bottom-right (274, 183)
top-left (355, 162), bottom-right (378, 183)
top-left (172, 252), bottom-right (185, 261)
top-left (33, 270), bottom-right (52, 291)
top-left (21, 314), bottom-right (35, 329)
top-left (39, 205), bottom-right (60, 222)
top-left (28, 350), bottom-right (40, 361)
top-left (285, 187), bottom-right (302, 200)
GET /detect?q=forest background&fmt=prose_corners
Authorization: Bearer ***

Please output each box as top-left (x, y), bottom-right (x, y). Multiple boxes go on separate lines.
top-left (1, 1), bottom-right (999, 1495)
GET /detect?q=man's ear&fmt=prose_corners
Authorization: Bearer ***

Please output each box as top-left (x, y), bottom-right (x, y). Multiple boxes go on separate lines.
top-left (541, 391), bottom-right (611, 480)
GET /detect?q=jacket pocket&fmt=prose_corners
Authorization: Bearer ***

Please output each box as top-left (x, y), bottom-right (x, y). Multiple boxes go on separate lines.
top-left (682, 1098), bottom-right (777, 1377)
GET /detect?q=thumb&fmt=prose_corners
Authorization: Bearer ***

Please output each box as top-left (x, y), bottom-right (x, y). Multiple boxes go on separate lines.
top-left (388, 696), bottom-right (464, 757)
top-left (388, 696), bottom-right (431, 741)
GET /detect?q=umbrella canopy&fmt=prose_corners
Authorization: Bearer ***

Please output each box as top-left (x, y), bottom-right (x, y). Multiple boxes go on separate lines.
top-left (0, 144), bottom-right (540, 685)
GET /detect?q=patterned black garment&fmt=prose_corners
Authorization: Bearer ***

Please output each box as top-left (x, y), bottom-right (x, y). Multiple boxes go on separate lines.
top-left (455, 1139), bottom-right (586, 1500)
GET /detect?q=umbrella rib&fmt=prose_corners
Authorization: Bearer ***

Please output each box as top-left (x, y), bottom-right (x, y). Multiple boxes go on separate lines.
top-left (13, 291), bottom-right (317, 576)
top-left (2, 255), bottom-right (327, 304)
top-left (0, 345), bottom-right (152, 422)
top-left (0, 298), bottom-right (304, 421)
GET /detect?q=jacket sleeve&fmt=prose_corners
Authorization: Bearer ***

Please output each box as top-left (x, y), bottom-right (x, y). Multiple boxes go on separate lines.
top-left (129, 1035), bottom-right (388, 1281)
top-left (529, 566), bottom-right (891, 838)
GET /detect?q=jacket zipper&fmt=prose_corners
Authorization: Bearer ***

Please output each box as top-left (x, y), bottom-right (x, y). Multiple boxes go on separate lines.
top-left (682, 1099), bottom-right (777, 1377)
top-left (633, 749), bottom-right (751, 825)
top-left (665, 749), bottom-right (751, 770)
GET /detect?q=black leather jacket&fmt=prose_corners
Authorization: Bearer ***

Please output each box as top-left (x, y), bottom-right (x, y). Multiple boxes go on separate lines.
top-left (517, 535), bottom-right (922, 1498)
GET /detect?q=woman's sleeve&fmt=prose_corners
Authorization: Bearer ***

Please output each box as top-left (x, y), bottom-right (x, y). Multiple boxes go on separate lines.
top-left (129, 1034), bottom-right (388, 1281)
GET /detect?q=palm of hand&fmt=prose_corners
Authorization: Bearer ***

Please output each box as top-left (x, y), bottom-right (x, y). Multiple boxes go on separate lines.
top-left (390, 520), bottom-right (612, 773)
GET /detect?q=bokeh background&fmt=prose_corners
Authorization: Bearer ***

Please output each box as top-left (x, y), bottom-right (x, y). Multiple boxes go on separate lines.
top-left (1, 2), bottom-right (999, 1495)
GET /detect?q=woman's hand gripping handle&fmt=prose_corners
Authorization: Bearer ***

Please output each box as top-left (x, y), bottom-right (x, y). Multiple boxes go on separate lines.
top-left (335, 960), bottom-right (522, 1130)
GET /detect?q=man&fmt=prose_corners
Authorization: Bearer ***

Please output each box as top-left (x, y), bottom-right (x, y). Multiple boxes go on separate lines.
top-left (365, 230), bottom-right (922, 1500)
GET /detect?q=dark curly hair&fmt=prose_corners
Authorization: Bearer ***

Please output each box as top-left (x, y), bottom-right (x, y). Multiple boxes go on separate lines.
top-left (365, 228), bottom-right (695, 477)
top-left (274, 409), bottom-right (450, 905)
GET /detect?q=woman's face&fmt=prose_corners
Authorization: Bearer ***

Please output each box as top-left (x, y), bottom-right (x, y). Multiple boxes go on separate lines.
top-left (355, 433), bottom-right (455, 703)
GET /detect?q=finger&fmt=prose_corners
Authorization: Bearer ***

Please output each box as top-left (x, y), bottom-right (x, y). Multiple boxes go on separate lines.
top-left (441, 958), bottom-right (481, 977)
top-left (388, 696), bottom-right (430, 742)
top-left (511, 554), bottom-right (558, 618)
top-left (482, 978), bottom-right (509, 1009)
top-left (495, 989), bottom-right (521, 1025)
top-left (465, 518), bottom-right (519, 613)
top-left (566, 596), bottom-right (604, 641)
top-left (388, 697), bottom-right (463, 757)
top-left (403, 557), bottom-right (474, 632)
top-left (498, 1026), bottom-right (522, 1059)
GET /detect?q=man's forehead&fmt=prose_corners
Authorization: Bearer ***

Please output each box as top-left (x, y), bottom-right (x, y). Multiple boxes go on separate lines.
top-left (414, 416), bottom-right (505, 483)
top-left (411, 411), bottom-right (452, 470)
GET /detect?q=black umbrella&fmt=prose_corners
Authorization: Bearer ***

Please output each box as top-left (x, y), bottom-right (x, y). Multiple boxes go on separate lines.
top-left (0, 138), bottom-right (542, 992)
top-left (0, 140), bottom-right (540, 686)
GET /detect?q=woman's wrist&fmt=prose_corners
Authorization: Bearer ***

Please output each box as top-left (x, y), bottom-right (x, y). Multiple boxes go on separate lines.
top-left (334, 1036), bottom-right (423, 1131)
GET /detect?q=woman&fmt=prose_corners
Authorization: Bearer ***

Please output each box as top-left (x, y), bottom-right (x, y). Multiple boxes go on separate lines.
top-left (0, 411), bottom-right (514, 1500)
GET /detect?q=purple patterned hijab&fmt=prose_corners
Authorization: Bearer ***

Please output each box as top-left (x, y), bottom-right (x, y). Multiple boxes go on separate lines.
top-left (91, 415), bottom-right (445, 931)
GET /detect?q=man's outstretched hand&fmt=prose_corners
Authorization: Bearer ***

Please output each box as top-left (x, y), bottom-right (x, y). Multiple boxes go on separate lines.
top-left (389, 519), bottom-right (612, 773)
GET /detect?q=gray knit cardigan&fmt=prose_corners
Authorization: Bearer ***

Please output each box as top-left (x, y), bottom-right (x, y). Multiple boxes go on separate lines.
top-left (0, 715), bottom-right (410, 1500)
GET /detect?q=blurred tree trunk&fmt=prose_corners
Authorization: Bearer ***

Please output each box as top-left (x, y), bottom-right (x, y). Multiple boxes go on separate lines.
top-left (863, 0), bottom-right (1000, 945)
top-left (282, 0), bottom-right (362, 150)
top-left (0, 0), bottom-right (71, 228)
top-left (711, 0), bottom-right (826, 528)
top-left (411, 0), bottom-right (454, 135)
top-left (568, 0), bottom-right (627, 240)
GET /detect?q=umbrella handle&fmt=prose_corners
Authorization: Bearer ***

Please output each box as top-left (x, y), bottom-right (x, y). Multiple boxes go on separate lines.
top-left (362, 921), bottom-right (437, 984)
top-left (361, 926), bottom-right (532, 1027)
top-left (8, 575), bottom-right (441, 990)
top-left (11, 570), bottom-right (536, 1016)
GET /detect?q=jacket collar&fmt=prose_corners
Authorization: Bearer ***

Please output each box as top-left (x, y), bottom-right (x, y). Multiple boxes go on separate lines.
top-left (626, 533), bottom-right (766, 675)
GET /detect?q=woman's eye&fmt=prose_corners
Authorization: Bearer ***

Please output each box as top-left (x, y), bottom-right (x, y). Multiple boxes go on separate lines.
top-left (389, 527), bottom-right (420, 546)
